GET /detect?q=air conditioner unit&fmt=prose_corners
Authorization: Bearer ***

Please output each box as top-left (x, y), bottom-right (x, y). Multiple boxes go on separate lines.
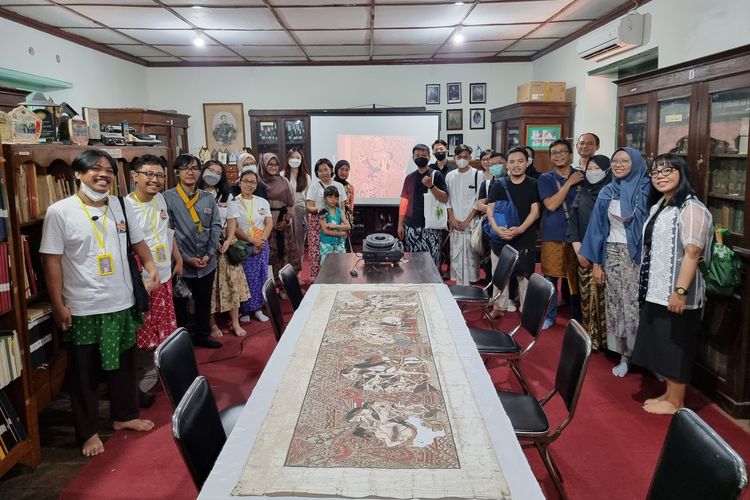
top-left (576, 13), bottom-right (644, 62)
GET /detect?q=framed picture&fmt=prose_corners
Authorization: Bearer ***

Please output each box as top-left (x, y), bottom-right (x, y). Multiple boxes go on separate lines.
top-left (426, 84), bottom-right (440, 105)
top-left (447, 133), bottom-right (464, 151)
top-left (469, 108), bottom-right (485, 130)
top-left (203, 102), bottom-right (245, 152)
top-left (527, 125), bottom-right (562, 149)
top-left (447, 82), bottom-right (462, 104)
top-left (470, 83), bottom-right (486, 104)
top-left (284, 119), bottom-right (305, 143)
top-left (446, 109), bottom-right (463, 131)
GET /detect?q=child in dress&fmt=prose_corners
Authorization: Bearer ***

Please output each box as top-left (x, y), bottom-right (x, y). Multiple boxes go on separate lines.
top-left (319, 186), bottom-right (350, 263)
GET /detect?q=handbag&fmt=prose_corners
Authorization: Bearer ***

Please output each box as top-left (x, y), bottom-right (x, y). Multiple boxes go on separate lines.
top-left (482, 178), bottom-right (521, 243)
top-left (700, 227), bottom-right (743, 296)
top-left (470, 216), bottom-right (484, 253)
top-left (117, 197), bottom-right (150, 313)
top-left (226, 239), bottom-right (250, 264)
top-left (424, 170), bottom-right (448, 230)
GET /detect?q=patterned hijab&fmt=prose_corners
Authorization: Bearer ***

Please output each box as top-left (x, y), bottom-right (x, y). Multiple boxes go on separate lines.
top-left (259, 152), bottom-right (294, 208)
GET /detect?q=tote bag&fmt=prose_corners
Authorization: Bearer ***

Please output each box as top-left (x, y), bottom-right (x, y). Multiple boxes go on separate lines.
top-left (424, 170), bottom-right (448, 230)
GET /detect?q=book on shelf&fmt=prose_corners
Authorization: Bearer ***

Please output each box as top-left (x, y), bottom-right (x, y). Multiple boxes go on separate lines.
top-left (29, 317), bottom-right (54, 369)
top-left (0, 389), bottom-right (27, 448)
top-left (0, 174), bottom-right (7, 241)
top-left (20, 235), bottom-right (37, 298)
top-left (15, 164), bottom-right (76, 223)
top-left (0, 242), bottom-right (10, 314)
top-left (0, 330), bottom-right (22, 390)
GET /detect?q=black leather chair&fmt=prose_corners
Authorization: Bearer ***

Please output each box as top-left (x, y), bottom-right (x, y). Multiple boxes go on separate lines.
top-left (647, 408), bottom-right (747, 500)
top-left (155, 328), bottom-right (244, 437)
top-left (448, 245), bottom-right (519, 323)
top-left (262, 278), bottom-right (285, 342)
top-left (172, 376), bottom-right (227, 490)
top-left (278, 263), bottom-right (304, 311)
top-left (469, 273), bottom-right (555, 393)
top-left (497, 319), bottom-right (592, 499)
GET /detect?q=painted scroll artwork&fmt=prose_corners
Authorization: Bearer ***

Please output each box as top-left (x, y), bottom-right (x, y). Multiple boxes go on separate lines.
top-left (285, 289), bottom-right (459, 469)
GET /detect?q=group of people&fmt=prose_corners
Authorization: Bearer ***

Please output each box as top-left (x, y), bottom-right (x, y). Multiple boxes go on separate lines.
top-left (39, 148), bottom-right (354, 456)
top-left (398, 135), bottom-right (712, 416)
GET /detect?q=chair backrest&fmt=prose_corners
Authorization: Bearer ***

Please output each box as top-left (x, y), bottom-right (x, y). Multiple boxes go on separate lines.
top-left (491, 245), bottom-right (519, 293)
top-left (262, 278), bottom-right (285, 342)
top-left (555, 319), bottom-right (592, 414)
top-left (278, 264), bottom-right (303, 311)
top-left (155, 327), bottom-right (199, 411)
top-left (520, 273), bottom-right (555, 338)
top-left (172, 376), bottom-right (227, 490)
top-left (647, 408), bottom-right (748, 500)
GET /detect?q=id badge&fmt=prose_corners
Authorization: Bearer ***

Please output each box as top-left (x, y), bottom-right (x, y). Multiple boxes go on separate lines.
top-left (97, 253), bottom-right (114, 276)
top-left (154, 243), bottom-right (168, 263)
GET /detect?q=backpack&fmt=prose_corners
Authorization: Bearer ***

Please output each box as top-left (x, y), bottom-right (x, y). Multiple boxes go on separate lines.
top-left (482, 177), bottom-right (521, 243)
top-left (700, 227), bottom-right (743, 296)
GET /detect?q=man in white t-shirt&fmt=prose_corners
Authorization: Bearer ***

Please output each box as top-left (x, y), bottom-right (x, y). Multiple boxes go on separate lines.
top-left (445, 144), bottom-right (480, 285)
top-left (40, 150), bottom-right (159, 457)
top-left (125, 154), bottom-right (183, 407)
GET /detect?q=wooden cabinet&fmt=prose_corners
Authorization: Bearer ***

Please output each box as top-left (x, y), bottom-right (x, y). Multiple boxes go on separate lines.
top-left (0, 144), bottom-right (167, 477)
top-left (97, 109), bottom-right (190, 187)
top-left (248, 111), bottom-right (309, 169)
top-left (489, 102), bottom-right (572, 174)
top-left (616, 47), bottom-right (750, 417)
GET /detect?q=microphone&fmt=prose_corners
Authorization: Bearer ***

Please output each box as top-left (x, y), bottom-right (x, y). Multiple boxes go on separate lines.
top-left (91, 215), bottom-right (99, 221)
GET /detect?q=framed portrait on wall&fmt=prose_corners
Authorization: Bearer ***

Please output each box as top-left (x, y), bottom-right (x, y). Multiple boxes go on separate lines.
top-left (469, 108), bottom-right (485, 129)
top-left (447, 82), bottom-right (462, 104)
top-left (426, 84), bottom-right (440, 105)
top-left (447, 133), bottom-right (464, 150)
top-left (446, 109), bottom-right (463, 131)
top-left (527, 125), bottom-right (562, 149)
top-left (203, 102), bottom-right (245, 151)
top-left (469, 83), bottom-right (486, 104)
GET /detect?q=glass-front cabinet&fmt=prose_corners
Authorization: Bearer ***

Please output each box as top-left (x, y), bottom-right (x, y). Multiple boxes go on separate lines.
top-left (619, 95), bottom-right (650, 156)
top-left (249, 111), bottom-right (309, 170)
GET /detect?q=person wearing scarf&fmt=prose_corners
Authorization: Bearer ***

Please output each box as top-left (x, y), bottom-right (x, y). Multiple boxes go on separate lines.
top-left (580, 147), bottom-right (651, 377)
top-left (567, 154), bottom-right (612, 350)
top-left (258, 152), bottom-right (295, 280)
top-left (334, 159), bottom-right (355, 230)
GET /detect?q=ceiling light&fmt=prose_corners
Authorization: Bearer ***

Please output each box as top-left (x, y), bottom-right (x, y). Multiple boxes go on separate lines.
top-left (192, 5), bottom-right (202, 8)
top-left (453, 26), bottom-right (464, 44)
top-left (454, 2), bottom-right (464, 5)
top-left (193, 30), bottom-right (206, 47)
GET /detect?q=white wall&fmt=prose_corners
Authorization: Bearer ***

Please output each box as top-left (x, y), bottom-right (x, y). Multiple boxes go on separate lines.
top-left (532, 0), bottom-right (750, 154)
top-left (0, 18), bottom-right (148, 110)
top-left (145, 63), bottom-right (532, 156)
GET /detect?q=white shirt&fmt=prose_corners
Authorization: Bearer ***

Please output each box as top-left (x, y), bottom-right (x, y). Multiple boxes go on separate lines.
top-left (607, 200), bottom-right (628, 244)
top-left (446, 168), bottom-right (480, 224)
top-left (125, 192), bottom-right (172, 284)
top-left (40, 195), bottom-right (146, 316)
top-left (306, 179), bottom-right (347, 209)
top-left (232, 195), bottom-right (272, 236)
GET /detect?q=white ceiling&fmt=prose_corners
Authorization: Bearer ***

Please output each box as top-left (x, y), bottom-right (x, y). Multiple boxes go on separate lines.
top-left (0, 0), bottom-right (640, 66)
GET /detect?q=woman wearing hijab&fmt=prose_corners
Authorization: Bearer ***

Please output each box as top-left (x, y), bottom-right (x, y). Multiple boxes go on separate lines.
top-left (580, 147), bottom-right (651, 377)
top-left (283, 148), bottom-right (310, 277)
top-left (334, 159), bottom-right (355, 229)
top-left (233, 152), bottom-right (268, 201)
top-left (567, 154), bottom-right (612, 350)
top-left (258, 152), bottom-right (295, 279)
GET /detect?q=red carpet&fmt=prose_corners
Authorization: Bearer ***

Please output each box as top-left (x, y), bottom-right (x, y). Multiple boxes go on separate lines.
top-left (60, 284), bottom-right (750, 500)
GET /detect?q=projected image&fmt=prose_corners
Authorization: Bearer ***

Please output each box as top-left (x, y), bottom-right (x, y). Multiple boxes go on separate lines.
top-left (337, 135), bottom-right (416, 200)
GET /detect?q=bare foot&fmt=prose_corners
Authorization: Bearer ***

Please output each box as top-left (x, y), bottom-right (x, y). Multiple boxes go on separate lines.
top-left (113, 418), bottom-right (155, 432)
top-left (210, 326), bottom-right (223, 338)
top-left (644, 393), bottom-right (668, 406)
top-left (81, 434), bottom-right (104, 457)
top-left (232, 325), bottom-right (247, 337)
top-left (643, 400), bottom-right (680, 415)
top-left (488, 309), bottom-right (505, 320)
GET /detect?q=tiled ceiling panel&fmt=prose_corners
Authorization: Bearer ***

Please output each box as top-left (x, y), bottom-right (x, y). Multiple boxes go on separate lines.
top-left (0, 0), bottom-right (641, 65)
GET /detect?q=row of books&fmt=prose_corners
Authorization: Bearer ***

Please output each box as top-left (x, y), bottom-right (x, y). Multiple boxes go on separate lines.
top-left (0, 170), bottom-right (7, 240)
top-left (20, 235), bottom-right (39, 299)
top-left (0, 389), bottom-right (28, 459)
top-left (16, 162), bottom-right (76, 224)
top-left (0, 242), bottom-right (11, 314)
top-left (0, 331), bottom-right (22, 390)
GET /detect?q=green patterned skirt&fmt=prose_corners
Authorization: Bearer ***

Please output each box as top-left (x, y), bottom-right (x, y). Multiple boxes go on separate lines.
top-left (65, 307), bottom-right (144, 371)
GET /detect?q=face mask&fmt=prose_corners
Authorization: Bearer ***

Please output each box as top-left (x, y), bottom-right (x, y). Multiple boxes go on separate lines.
top-left (434, 151), bottom-right (446, 162)
top-left (489, 165), bottom-right (504, 177)
top-left (80, 181), bottom-right (109, 202)
top-left (241, 164), bottom-right (257, 175)
top-left (414, 157), bottom-right (429, 168)
top-left (456, 159), bottom-right (470, 169)
top-left (527, 158), bottom-right (533, 166)
top-left (586, 169), bottom-right (608, 184)
top-left (202, 170), bottom-right (221, 186)
top-left (288, 158), bottom-right (302, 169)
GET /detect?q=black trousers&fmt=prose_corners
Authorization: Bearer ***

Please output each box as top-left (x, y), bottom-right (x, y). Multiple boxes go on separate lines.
top-left (66, 344), bottom-right (138, 443)
top-left (174, 270), bottom-right (215, 339)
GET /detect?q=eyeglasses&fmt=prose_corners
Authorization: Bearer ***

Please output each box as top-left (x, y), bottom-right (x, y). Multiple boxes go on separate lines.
top-left (136, 171), bottom-right (166, 180)
top-left (611, 159), bottom-right (632, 166)
top-left (648, 167), bottom-right (676, 178)
top-left (550, 150), bottom-right (570, 157)
top-left (180, 166), bottom-right (201, 173)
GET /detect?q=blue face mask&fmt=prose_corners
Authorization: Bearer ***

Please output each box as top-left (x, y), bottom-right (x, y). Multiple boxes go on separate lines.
top-left (489, 164), bottom-right (504, 177)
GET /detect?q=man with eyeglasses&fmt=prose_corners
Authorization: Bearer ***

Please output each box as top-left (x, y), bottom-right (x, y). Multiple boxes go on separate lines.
top-left (126, 155), bottom-right (183, 406)
top-left (165, 154), bottom-right (223, 349)
top-left (576, 133), bottom-right (601, 169)
top-left (537, 139), bottom-right (583, 329)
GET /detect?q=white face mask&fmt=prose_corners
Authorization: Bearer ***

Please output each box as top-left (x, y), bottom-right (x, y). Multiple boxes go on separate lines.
top-left (527, 157), bottom-right (533, 166)
top-left (80, 181), bottom-right (109, 202)
top-left (456, 158), bottom-right (470, 169)
top-left (288, 158), bottom-right (302, 169)
top-left (586, 169), bottom-right (608, 184)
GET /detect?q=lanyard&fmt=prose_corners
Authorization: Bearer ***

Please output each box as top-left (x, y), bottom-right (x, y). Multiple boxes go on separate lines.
top-left (76, 194), bottom-right (109, 254)
top-left (176, 183), bottom-right (203, 233)
top-left (131, 193), bottom-right (161, 243)
top-left (239, 195), bottom-right (255, 229)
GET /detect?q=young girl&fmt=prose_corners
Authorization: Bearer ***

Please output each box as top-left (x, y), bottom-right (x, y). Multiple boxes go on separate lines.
top-left (319, 186), bottom-right (350, 262)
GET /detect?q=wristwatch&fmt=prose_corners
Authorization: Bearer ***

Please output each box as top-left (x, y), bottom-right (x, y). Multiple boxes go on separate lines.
top-left (674, 286), bottom-right (688, 296)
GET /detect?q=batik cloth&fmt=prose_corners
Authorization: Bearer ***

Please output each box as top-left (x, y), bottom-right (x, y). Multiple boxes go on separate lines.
top-left (136, 280), bottom-right (177, 350)
top-left (449, 222), bottom-right (479, 285)
top-left (541, 241), bottom-right (579, 294)
top-left (604, 242), bottom-right (640, 356)
top-left (308, 214), bottom-right (322, 279)
top-left (240, 241), bottom-right (269, 314)
top-left (577, 265), bottom-right (607, 351)
top-left (210, 250), bottom-right (250, 314)
top-left (67, 307), bottom-right (143, 370)
top-left (404, 225), bottom-right (441, 270)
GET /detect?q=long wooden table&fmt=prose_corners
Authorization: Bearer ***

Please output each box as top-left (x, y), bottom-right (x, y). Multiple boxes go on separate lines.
top-left (198, 283), bottom-right (543, 500)
top-left (315, 251), bottom-right (443, 285)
